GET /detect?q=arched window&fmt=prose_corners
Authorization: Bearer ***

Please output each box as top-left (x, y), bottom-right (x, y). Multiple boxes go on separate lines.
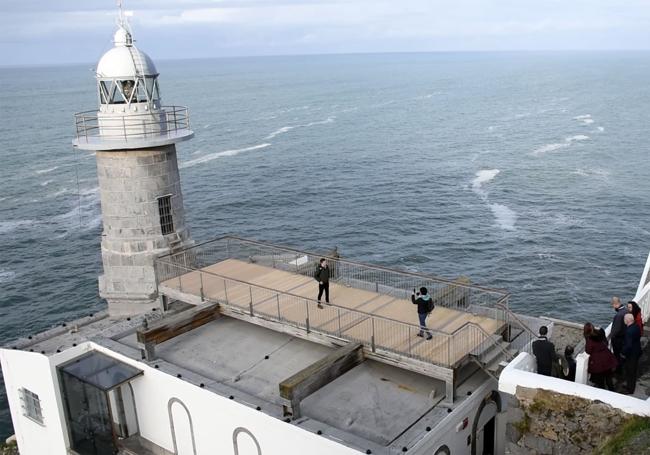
top-left (168, 398), bottom-right (196, 455)
top-left (232, 427), bottom-right (262, 455)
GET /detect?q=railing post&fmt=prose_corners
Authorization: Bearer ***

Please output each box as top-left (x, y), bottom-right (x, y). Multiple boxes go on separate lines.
top-left (305, 300), bottom-right (310, 333)
top-left (371, 318), bottom-right (376, 353)
top-left (200, 273), bottom-right (204, 302)
top-left (276, 294), bottom-right (281, 319)
top-left (249, 287), bottom-right (254, 316)
top-left (122, 116), bottom-right (127, 141)
top-left (338, 308), bottom-right (342, 336)
top-left (408, 326), bottom-right (412, 355)
top-left (82, 116), bottom-right (88, 142)
top-left (223, 279), bottom-right (229, 304)
top-left (178, 273), bottom-right (182, 293)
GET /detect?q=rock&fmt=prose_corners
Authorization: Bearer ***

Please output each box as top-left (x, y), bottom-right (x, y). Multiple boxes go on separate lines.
top-left (522, 434), bottom-right (553, 454)
top-left (540, 428), bottom-right (558, 441)
top-left (506, 441), bottom-right (530, 455)
top-left (3, 436), bottom-right (15, 446)
top-left (506, 422), bottom-right (522, 444)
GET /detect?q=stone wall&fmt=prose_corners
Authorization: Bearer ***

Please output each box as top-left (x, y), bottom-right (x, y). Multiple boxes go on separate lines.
top-left (504, 386), bottom-right (643, 454)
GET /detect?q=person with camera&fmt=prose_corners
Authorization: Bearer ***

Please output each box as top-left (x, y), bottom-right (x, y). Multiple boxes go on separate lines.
top-left (411, 287), bottom-right (434, 340)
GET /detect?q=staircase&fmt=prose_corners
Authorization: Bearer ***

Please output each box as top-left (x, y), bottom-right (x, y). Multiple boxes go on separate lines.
top-left (470, 316), bottom-right (536, 378)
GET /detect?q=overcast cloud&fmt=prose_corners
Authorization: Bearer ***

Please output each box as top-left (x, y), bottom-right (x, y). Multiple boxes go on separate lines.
top-left (2, 0), bottom-right (650, 65)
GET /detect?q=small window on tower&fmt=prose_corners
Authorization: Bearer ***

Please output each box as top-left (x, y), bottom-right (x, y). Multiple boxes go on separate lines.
top-left (158, 195), bottom-right (174, 235)
top-left (20, 388), bottom-right (44, 425)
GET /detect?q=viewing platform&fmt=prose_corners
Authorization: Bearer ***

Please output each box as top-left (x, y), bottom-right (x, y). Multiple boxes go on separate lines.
top-left (154, 237), bottom-right (525, 402)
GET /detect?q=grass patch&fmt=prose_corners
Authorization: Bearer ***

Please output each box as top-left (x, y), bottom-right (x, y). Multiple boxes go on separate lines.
top-left (595, 417), bottom-right (650, 455)
top-left (513, 411), bottom-right (531, 435)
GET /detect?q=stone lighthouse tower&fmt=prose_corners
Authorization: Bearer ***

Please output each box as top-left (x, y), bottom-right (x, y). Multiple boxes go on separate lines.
top-left (73, 11), bottom-right (193, 316)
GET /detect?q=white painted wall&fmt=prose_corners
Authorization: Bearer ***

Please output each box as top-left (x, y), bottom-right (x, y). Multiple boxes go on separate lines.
top-left (85, 342), bottom-right (363, 455)
top-left (499, 352), bottom-right (650, 417)
top-left (0, 349), bottom-right (68, 455)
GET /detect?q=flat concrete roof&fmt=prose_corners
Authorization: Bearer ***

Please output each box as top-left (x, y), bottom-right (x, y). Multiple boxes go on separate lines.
top-left (120, 317), bottom-right (448, 446)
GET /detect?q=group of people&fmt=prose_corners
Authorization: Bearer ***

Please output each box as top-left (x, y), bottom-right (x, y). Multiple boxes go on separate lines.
top-left (586, 297), bottom-right (643, 394)
top-left (533, 296), bottom-right (644, 395)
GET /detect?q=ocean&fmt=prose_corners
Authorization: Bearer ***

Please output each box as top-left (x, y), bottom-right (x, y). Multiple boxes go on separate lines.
top-left (1, 52), bottom-right (649, 438)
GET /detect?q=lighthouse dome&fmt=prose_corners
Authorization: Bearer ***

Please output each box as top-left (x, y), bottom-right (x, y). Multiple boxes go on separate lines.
top-left (96, 29), bottom-right (158, 79)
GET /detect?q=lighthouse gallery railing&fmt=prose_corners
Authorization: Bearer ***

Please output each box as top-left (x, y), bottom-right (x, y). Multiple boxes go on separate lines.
top-left (73, 105), bottom-right (190, 144)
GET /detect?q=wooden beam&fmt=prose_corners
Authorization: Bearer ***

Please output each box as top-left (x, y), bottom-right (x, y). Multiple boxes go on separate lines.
top-left (279, 342), bottom-right (364, 419)
top-left (136, 302), bottom-right (221, 359)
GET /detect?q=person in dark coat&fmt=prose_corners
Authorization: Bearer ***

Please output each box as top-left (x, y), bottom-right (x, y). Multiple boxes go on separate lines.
top-left (621, 313), bottom-right (642, 394)
top-left (585, 326), bottom-right (617, 390)
top-left (563, 345), bottom-right (576, 382)
top-left (411, 287), bottom-right (433, 340)
top-left (532, 326), bottom-right (557, 376)
top-left (315, 258), bottom-right (330, 309)
top-left (610, 296), bottom-right (628, 368)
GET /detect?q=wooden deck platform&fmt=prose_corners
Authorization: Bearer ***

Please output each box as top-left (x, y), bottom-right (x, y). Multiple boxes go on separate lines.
top-left (160, 259), bottom-right (504, 369)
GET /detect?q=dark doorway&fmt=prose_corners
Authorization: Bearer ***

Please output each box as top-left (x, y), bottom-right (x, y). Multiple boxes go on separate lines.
top-left (59, 351), bottom-right (143, 455)
top-left (481, 416), bottom-right (495, 455)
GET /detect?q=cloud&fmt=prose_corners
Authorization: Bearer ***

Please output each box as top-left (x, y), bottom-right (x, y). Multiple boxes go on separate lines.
top-left (2, 0), bottom-right (650, 64)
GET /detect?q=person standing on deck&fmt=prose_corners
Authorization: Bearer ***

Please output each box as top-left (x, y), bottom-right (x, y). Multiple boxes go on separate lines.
top-left (610, 296), bottom-right (628, 369)
top-left (532, 326), bottom-right (557, 376)
top-left (411, 287), bottom-right (433, 340)
top-left (315, 258), bottom-right (330, 309)
top-left (621, 313), bottom-right (642, 394)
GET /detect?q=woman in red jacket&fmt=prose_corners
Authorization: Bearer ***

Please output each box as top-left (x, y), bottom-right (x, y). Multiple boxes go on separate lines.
top-left (584, 324), bottom-right (617, 390)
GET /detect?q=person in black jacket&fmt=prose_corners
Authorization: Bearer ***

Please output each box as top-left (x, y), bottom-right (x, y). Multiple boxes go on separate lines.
top-left (315, 258), bottom-right (330, 309)
top-left (621, 313), bottom-right (642, 394)
top-left (411, 287), bottom-right (433, 340)
top-left (532, 326), bottom-right (557, 376)
top-left (610, 296), bottom-right (628, 369)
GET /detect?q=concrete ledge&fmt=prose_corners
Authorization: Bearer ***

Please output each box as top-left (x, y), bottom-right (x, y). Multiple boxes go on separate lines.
top-left (499, 352), bottom-right (650, 417)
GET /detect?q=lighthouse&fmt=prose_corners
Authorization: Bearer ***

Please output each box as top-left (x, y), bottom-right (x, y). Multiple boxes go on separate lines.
top-left (73, 9), bottom-right (193, 316)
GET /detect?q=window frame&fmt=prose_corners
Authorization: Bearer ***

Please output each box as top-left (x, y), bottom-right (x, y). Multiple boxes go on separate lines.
top-left (20, 388), bottom-right (44, 425)
top-left (157, 194), bottom-right (175, 236)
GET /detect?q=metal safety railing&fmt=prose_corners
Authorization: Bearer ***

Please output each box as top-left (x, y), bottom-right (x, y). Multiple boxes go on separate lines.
top-left (154, 236), bottom-right (513, 370)
top-left (73, 105), bottom-right (191, 144)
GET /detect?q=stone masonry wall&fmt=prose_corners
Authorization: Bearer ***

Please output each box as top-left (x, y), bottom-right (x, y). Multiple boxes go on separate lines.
top-left (504, 387), bottom-right (640, 454)
top-left (95, 144), bottom-right (192, 315)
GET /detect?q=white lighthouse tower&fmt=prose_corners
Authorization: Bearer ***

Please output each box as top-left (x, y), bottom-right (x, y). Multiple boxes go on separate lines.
top-left (73, 7), bottom-right (193, 316)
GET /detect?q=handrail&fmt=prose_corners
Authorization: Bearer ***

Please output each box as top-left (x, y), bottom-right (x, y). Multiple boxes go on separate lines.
top-left (461, 322), bottom-right (515, 361)
top-left (495, 302), bottom-right (538, 339)
top-left (73, 105), bottom-right (191, 143)
top-left (159, 235), bottom-right (510, 296)
top-left (156, 258), bottom-right (449, 338)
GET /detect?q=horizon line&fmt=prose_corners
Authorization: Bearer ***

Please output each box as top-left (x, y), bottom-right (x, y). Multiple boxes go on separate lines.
top-left (2, 48), bottom-right (649, 69)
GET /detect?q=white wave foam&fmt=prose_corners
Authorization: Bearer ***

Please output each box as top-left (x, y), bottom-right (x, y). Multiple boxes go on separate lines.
top-left (472, 170), bottom-right (500, 189)
top-left (266, 126), bottom-right (295, 140)
top-left (40, 180), bottom-right (54, 187)
top-left (574, 114), bottom-right (595, 125)
top-left (571, 168), bottom-right (610, 179)
top-left (0, 269), bottom-right (16, 284)
top-left (597, 126), bottom-right (605, 132)
top-left (489, 203), bottom-right (517, 231)
top-left (265, 116), bottom-right (335, 140)
top-left (533, 143), bottom-right (569, 155)
top-left (0, 220), bottom-right (34, 235)
top-left (533, 135), bottom-right (589, 155)
top-left (49, 188), bottom-right (70, 198)
top-left (36, 166), bottom-right (59, 174)
top-left (180, 143), bottom-right (271, 169)
top-left (567, 134), bottom-right (589, 142)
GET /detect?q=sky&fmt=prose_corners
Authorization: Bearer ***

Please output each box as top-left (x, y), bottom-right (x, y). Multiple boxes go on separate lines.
top-left (2, 0), bottom-right (650, 66)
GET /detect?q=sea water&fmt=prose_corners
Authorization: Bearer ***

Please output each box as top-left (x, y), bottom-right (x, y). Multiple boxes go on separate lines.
top-left (1, 52), bottom-right (649, 437)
